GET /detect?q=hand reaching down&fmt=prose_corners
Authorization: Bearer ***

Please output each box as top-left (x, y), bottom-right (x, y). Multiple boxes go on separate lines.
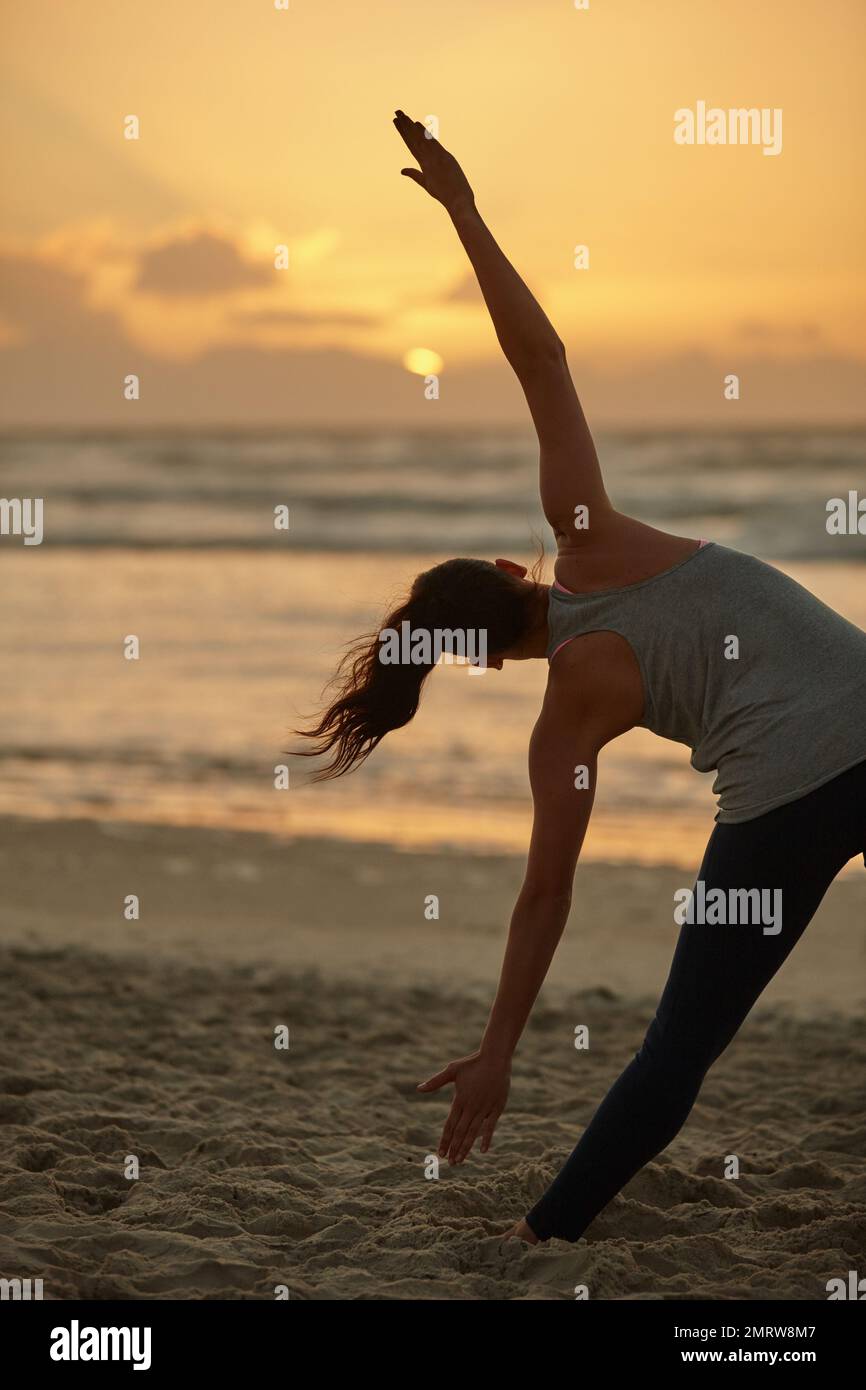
top-left (418, 1049), bottom-right (511, 1165)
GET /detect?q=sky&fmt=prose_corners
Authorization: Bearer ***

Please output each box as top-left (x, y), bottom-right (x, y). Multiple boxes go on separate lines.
top-left (1, 0), bottom-right (865, 426)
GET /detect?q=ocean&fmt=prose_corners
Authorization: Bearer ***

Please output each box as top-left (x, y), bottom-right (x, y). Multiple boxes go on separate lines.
top-left (2, 428), bottom-right (864, 867)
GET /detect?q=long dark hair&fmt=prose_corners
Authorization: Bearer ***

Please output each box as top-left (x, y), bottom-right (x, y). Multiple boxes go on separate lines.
top-left (295, 552), bottom-right (545, 780)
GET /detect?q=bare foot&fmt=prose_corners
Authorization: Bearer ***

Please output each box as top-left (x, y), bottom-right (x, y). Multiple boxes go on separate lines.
top-left (503, 1218), bottom-right (540, 1245)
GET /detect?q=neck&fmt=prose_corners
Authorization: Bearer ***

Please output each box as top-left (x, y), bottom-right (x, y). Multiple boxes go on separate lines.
top-left (520, 585), bottom-right (551, 659)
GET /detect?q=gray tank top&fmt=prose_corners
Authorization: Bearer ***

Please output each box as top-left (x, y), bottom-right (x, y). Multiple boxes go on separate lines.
top-left (547, 542), bottom-right (866, 822)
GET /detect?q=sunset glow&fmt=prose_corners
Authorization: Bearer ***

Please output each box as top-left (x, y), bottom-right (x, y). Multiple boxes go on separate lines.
top-left (404, 347), bottom-right (444, 376)
top-left (1, 0), bottom-right (864, 424)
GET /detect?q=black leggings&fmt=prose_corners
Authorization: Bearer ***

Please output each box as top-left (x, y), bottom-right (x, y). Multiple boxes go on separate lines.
top-left (525, 758), bottom-right (866, 1243)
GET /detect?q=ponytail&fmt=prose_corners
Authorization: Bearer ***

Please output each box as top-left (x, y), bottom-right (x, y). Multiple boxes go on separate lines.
top-left (294, 594), bottom-right (435, 780)
top-left (294, 550), bottom-right (545, 780)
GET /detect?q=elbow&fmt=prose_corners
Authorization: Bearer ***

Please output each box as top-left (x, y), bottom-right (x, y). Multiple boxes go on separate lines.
top-left (546, 336), bottom-right (567, 363)
top-left (538, 337), bottom-right (567, 366)
top-left (519, 882), bottom-right (572, 915)
top-left (512, 337), bottom-right (566, 377)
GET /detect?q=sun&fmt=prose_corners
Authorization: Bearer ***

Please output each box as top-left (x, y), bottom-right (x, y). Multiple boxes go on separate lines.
top-left (403, 347), bottom-right (443, 376)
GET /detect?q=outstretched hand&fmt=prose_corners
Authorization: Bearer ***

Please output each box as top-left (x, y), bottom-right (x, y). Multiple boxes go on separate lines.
top-left (393, 109), bottom-right (475, 213)
top-left (417, 1049), bottom-right (511, 1164)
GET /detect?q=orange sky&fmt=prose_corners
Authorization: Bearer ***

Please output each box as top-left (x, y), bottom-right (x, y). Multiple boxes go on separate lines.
top-left (1, 0), bottom-right (865, 425)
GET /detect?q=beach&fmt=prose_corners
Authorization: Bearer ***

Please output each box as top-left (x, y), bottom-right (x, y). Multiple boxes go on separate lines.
top-left (2, 814), bottom-right (864, 1300)
top-left (3, 0), bottom-right (865, 1337)
top-left (2, 425), bottom-right (864, 1300)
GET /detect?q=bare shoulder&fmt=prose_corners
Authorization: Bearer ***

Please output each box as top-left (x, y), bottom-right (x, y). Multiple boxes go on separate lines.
top-left (541, 632), bottom-right (643, 746)
top-left (554, 515), bottom-right (703, 592)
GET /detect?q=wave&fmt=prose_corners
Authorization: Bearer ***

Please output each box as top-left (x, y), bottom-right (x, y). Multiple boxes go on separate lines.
top-left (2, 428), bottom-right (865, 560)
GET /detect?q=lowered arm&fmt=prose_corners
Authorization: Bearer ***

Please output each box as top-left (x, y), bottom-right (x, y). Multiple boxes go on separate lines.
top-left (418, 638), bottom-right (638, 1165)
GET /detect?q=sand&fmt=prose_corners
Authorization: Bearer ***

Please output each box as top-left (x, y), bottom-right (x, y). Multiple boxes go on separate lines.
top-left (1, 816), bottom-right (864, 1300)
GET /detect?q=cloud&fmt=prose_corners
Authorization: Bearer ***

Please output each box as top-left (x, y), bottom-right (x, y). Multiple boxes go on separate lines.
top-left (736, 320), bottom-right (822, 345)
top-left (0, 250), bottom-right (120, 342)
top-left (394, 270), bottom-right (482, 314)
top-left (1, 246), bottom-right (864, 428)
top-left (0, 253), bottom-right (85, 329)
top-left (442, 272), bottom-right (483, 304)
top-left (232, 307), bottom-right (383, 329)
top-left (135, 231), bottom-right (275, 297)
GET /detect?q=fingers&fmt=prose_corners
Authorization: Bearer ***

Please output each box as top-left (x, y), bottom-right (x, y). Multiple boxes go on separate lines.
top-left (447, 1107), bottom-right (478, 1165)
top-left (479, 1112), bottom-right (499, 1154)
top-left (439, 1097), bottom-right (462, 1158)
top-left (417, 1052), bottom-right (503, 1164)
top-left (401, 168), bottom-right (427, 190)
top-left (393, 109), bottom-right (421, 154)
top-left (441, 1105), bottom-right (499, 1164)
top-left (393, 109), bottom-right (434, 160)
top-left (417, 1062), bottom-right (456, 1093)
top-left (454, 1110), bottom-right (499, 1163)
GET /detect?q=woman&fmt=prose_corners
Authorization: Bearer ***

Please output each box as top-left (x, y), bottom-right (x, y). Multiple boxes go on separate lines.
top-left (299, 111), bottom-right (866, 1244)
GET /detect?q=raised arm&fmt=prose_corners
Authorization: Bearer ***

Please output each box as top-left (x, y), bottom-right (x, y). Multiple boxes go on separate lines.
top-left (393, 109), bottom-right (611, 540)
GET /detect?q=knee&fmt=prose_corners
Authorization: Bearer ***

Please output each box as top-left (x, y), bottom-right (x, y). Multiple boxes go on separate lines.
top-left (636, 1013), bottom-right (717, 1084)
